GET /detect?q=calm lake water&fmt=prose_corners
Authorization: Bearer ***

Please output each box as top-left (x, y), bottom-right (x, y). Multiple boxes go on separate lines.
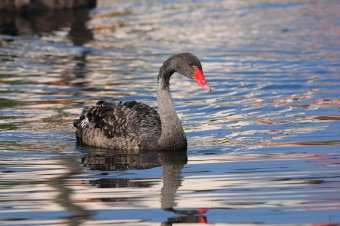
top-left (1, 0), bottom-right (340, 225)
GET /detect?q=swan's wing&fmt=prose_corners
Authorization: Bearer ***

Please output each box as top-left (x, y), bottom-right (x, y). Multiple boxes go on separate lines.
top-left (74, 100), bottom-right (161, 147)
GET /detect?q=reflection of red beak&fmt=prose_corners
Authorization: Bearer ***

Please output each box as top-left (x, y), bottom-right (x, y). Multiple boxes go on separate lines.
top-left (193, 66), bottom-right (211, 92)
top-left (197, 208), bottom-right (210, 214)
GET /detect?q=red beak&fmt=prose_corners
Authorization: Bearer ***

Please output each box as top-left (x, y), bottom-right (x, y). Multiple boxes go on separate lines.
top-left (193, 66), bottom-right (211, 92)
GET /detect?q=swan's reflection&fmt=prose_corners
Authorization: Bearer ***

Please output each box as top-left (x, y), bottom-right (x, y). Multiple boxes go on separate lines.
top-left (81, 145), bottom-right (209, 224)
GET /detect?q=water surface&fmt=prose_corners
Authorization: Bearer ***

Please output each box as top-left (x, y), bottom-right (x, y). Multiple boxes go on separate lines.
top-left (0, 0), bottom-right (340, 225)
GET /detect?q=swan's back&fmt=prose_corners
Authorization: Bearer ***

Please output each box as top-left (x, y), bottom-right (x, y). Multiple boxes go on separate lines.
top-left (74, 100), bottom-right (161, 150)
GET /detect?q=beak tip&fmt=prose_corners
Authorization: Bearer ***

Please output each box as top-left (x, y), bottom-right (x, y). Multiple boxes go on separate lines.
top-left (203, 84), bottom-right (211, 92)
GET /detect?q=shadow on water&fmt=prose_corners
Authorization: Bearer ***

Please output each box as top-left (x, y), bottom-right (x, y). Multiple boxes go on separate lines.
top-left (0, 9), bottom-right (93, 46)
top-left (81, 146), bottom-right (209, 225)
top-left (0, 4), bottom-right (96, 88)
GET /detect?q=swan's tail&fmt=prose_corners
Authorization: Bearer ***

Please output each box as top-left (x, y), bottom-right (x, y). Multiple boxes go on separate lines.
top-left (73, 106), bottom-right (90, 128)
top-left (74, 106), bottom-right (93, 143)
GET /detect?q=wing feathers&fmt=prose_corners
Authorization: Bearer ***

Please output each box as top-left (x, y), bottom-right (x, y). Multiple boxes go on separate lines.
top-left (74, 100), bottom-right (161, 149)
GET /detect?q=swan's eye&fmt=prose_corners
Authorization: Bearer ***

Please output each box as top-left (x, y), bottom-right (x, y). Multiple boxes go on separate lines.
top-left (189, 63), bottom-right (194, 67)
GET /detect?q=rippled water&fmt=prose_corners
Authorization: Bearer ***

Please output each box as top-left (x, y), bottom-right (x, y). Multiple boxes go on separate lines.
top-left (0, 0), bottom-right (340, 225)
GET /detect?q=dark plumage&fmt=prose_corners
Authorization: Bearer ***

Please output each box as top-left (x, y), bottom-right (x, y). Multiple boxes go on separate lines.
top-left (74, 53), bottom-right (210, 151)
top-left (74, 100), bottom-right (161, 150)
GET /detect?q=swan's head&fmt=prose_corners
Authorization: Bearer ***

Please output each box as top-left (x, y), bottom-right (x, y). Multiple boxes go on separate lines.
top-left (172, 52), bottom-right (211, 92)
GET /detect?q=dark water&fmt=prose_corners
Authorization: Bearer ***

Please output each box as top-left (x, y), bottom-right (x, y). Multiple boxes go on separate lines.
top-left (1, 0), bottom-right (340, 225)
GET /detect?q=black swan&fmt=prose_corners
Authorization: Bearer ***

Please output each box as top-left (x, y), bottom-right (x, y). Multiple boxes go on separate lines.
top-left (74, 53), bottom-right (211, 151)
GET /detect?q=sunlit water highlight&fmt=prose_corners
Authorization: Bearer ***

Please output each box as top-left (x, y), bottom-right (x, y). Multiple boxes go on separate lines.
top-left (0, 0), bottom-right (340, 225)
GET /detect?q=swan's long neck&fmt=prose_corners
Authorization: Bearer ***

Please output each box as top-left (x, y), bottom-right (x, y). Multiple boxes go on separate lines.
top-left (157, 66), bottom-right (187, 151)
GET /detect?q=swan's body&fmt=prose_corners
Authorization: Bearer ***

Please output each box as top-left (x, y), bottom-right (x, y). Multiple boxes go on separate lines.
top-left (74, 53), bottom-right (210, 151)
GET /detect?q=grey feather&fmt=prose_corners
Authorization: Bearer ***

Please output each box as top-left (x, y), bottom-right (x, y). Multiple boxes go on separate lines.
top-left (74, 100), bottom-right (161, 150)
